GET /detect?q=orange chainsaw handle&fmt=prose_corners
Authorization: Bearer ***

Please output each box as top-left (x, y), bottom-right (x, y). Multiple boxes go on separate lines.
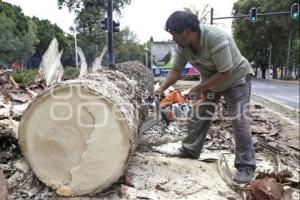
top-left (160, 90), bottom-right (186, 108)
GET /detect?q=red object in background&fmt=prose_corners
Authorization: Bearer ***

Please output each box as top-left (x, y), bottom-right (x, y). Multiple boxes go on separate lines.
top-left (12, 63), bottom-right (22, 71)
top-left (187, 66), bottom-right (200, 75)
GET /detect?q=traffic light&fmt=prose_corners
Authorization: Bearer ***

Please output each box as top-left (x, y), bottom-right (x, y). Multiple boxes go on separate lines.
top-left (291, 3), bottom-right (299, 20)
top-left (249, 7), bottom-right (257, 22)
top-left (100, 18), bottom-right (108, 30)
top-left (113, 20), bottom-right (120, 32)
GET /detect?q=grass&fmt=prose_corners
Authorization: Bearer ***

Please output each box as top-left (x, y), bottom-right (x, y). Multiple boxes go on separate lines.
top-left (11, 69), bottom-right (39, 87)
top-left (64, 67), bottom-right (80, 79)
top-left (10, 67), bottom-right (80, 86)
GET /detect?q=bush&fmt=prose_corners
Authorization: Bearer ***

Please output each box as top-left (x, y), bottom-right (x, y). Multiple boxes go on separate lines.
top-left (63, 67), bottom-right (80, 79)
top-left (11, 69), bottom-right (39, 86)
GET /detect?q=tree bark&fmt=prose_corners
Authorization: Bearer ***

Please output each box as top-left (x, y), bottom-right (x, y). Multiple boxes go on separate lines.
top-left (18, 61), bottom-right (154, 196)
top-left (0, 170), bottom-right (8, 200)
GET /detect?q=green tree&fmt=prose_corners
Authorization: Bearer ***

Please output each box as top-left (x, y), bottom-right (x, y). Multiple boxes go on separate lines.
top-left (0, 1), bottom-right (74, 68)
top-left (58, 0), bottom-right (131, 34)
top-left (61, 34), bottom-right (77, 67)
top-left (75, 28), bottom-right (106, 66)
top-left (114, 27), bottom-right (145, 63)
top-left (19, 19), bottom-right (40, 67)
top-left (0, 1), bottom-right (28, 37)
top-left (232, 0), bottom-right (299, 79)
top-left (58, 0), bottom-right (132, 66)
top-left (0, 12), bottom-right (22, 64)
top-left (0, 1), bottom-right (29, 64)
top-left (30, 17), bottom-right (73, 67)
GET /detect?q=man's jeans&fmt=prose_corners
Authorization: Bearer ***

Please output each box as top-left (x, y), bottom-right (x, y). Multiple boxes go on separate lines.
top-left (182, 75), bottom-right (256, 170)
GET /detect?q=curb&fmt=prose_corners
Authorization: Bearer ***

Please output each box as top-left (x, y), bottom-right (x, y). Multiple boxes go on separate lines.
top-left (251, 95), bottom-right (299, 124)
top-left (254, 78), bottom-right (300, 85)
top-left (252, 94), bottom-right (299, 112)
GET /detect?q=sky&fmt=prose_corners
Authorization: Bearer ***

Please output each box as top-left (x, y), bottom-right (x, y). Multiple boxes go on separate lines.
top-left (3, 0), bottom-right (237, 43)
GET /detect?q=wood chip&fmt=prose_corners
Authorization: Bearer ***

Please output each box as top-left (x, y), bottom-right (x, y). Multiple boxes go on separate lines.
top-left (155, 183), bottom-right (168, 192)
top-left (6, 92), bottom-right (31, 103)
top-left (254, 104), bottom-right (264, 109)
top-left (119, 184), bottom-right (137, 199)
top-left (250, 177), bottom-right (283, 200)
top-left (251, 125), bottom-right (269, 134)
top-left (25, 87), bottom-right (38, 98)
top-left (9, 76), bottom-right (19, 89)
top-left (267, 142), bottom-right (279, 149)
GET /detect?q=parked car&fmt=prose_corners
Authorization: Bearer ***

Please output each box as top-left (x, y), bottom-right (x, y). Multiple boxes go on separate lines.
top-left (12, 63), bottom-right (22, 71)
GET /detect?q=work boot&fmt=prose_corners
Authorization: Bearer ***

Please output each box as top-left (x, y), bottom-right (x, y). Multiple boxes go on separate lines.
top-left (232, 168), bottom-right (254, 184)
top-left (177, 147), bottom-right (198, 159)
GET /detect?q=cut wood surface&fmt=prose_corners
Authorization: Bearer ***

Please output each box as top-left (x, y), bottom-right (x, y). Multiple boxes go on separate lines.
top-left (18, 61), bottom-right (154, 196)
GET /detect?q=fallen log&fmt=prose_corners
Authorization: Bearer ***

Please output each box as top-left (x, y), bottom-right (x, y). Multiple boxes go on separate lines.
top-left (18, 61), bottom-right (154, 196)
top-left (0, 170), bottom-right (8, 200)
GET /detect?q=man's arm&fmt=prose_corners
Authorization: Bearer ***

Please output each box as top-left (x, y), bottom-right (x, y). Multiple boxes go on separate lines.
top-left (154, 68), bottom-right (182, 96)
top-left (188, 69), bottom-right (232, 98)
top-left (160, 68), bottom-right (182, 90)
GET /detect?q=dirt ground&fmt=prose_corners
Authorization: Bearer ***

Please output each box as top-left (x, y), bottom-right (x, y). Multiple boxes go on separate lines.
top-left (114, 81), bottom-right (299, 200)
top-left (1, 80), bottom-right (299, 200)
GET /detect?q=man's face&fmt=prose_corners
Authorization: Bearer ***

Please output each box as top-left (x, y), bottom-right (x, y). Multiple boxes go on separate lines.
top-left (171, 30), bottom-right (190, 48)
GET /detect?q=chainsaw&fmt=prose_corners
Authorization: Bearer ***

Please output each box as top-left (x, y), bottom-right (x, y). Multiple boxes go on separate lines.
top-left (139, 91), bottom-right (191, 133)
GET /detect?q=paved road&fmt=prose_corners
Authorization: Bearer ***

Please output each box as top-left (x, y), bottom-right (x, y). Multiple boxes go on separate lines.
top-left (252, 79), bottom-right (299, 110)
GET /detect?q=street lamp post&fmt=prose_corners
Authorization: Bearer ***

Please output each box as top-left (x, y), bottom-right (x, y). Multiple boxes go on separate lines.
top-left (144, 45), bottom-right (149, 68)
top-left (74, 26), bottom-right (79, 69)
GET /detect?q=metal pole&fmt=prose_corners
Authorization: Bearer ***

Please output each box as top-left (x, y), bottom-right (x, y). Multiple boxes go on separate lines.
top-left (150, 43), bottom-right (153, 69)
top-left (210, 8), bottom-right (214, 25)
top-left (212, 11), bottom-right (291, 21)
top-left (145, 46), bottom-right (149, 68)
top-left (74, 26), bottom-right (79, 68)
top-left (145, 51), bottom-right (148, 68)
top-left (107, 0), bottom-right (115, 68)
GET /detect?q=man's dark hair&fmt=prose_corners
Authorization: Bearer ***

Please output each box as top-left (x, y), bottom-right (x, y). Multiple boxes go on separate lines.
top-left (165, 11), bottom-right (200, 34)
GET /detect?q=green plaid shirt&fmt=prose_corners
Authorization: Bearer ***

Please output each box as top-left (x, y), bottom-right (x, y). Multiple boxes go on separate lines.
top-left (173, 24), bottom-right (254, 92)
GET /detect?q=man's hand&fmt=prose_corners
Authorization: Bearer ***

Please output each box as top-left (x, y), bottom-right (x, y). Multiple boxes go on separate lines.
top-left (187, 85), bottom-right (206, 108)
top-left (187, 85), bottom-right (203, 100)
top-left (152, 87), bottom-right (165, 99)
top-left (152, 68), bottom-right (181, 99)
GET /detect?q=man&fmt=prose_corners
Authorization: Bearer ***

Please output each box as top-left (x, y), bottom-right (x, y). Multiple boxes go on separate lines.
top-left (154, 11), bottom-right (256, 184)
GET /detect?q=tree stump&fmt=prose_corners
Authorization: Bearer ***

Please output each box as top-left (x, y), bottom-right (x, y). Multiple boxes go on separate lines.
top-left (18, 61), bottom-right (154, 196)
top-left (0, 169), bottom-right (8, 200)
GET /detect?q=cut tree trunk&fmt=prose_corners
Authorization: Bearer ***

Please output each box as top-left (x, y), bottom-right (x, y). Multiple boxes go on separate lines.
top-left (0, 169), bottom-right (8, 200)
top-left (18, 61), bottom-right (154, 196)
